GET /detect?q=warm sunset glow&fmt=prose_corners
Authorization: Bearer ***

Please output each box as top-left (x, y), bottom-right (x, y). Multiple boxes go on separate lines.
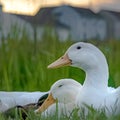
top-left (0, 0), bottom-right (119, 16)
top-left (65, 0), bottom-right (90, 6)
top-left (1, 0), bottom-right (41, 15)
top-left (0, 0), bottom-right (93, 16)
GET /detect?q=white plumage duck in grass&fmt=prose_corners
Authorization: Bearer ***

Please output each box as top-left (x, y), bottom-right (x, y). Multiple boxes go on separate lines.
top-left (47, 42), bottom-right (120, 116)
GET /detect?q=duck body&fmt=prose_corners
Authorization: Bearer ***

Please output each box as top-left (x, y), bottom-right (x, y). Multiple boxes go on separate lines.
top-left (77, 85), bottom-right (120, 115)
top-left (0, 91), bottom-right (49, 112)
top-left (48, 42), bottom-right (120, 116)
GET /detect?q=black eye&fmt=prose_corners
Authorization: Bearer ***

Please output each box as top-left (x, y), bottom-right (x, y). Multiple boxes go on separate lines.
top-left (77, 46), bottom-right (81, 49)
top-left (58, 84), bottom-right (63, 88)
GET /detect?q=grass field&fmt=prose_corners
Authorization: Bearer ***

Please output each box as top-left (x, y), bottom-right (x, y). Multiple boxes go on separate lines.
top-left (0, 34), bottom-right (120, 119)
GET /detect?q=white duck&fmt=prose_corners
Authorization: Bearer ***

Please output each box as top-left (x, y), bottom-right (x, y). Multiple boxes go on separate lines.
top-left (48, 42), bottom-right (120, 115)
top-left (35, 78), bottom-right (82, 117)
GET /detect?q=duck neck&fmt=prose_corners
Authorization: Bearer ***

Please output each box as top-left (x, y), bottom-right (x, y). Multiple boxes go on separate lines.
top-left (83, 61), bottom-right (109, 91)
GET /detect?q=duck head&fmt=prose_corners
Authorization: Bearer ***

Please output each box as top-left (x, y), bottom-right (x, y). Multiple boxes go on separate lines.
top-left (48, 42), bottom-right (108, 72)
top-left (35, 79), bottom-right (81, 113)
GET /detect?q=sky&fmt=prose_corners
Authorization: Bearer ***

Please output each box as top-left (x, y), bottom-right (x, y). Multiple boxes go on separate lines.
top-left (0, 0), bottom-right (120, 16)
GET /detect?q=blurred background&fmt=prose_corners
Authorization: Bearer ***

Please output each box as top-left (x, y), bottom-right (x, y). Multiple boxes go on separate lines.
top-left (0, 0), bottom-right (120, 92)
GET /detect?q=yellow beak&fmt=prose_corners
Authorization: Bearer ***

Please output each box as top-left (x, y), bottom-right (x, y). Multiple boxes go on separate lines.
top-left (35, 93), bottom-right (56, 113)
top-left (47, 54), bottom-right (72, 69)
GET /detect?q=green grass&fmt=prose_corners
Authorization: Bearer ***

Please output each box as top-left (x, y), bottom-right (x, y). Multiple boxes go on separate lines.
top-left (0, 32), bottom-right (120, 119)
top-left (1, 105), bottom-right (120, 120)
